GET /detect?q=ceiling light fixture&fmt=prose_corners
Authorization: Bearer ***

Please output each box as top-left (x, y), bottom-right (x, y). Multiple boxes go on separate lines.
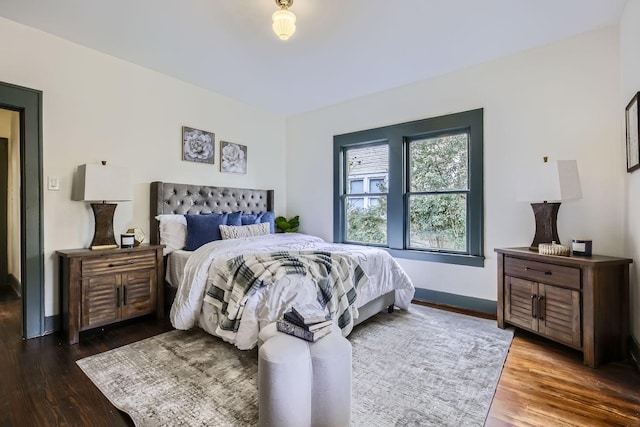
top-left (272, 0), bottom-right (296, 41)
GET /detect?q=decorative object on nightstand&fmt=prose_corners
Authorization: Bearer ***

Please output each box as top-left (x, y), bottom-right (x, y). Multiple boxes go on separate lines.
top-left (57, 244), bottom-right (165, 344)
top-left (73, 161), bottom-right (132, 250)
top-left (571, 238), bottom-right (592, 256)
top-left (538, 241), bottom-right (570, 256)
top-left (120, 233), bottom-right (135, 248)
top-left (516, 157), bottom-right (582, 250)
top-left (127, 228), bottom-right (145, 246)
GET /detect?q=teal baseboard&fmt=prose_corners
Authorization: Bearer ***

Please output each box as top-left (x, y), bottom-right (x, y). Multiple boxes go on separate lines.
top-left (8, 274), bottom-right (21, 297)
top-left (413, 288), bottom-right (496, 315)
top-left (44, 314), bottom-right (60, 335)
top-left (631, 335), bottom-right (640, 372)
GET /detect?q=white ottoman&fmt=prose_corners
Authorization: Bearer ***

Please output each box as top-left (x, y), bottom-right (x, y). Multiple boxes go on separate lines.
top-left (258, 323), bottom-right (352, 427)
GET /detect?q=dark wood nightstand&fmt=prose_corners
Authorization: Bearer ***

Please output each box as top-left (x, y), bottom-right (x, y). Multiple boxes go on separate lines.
top-left (57, 244), bottom-right (165, 344)
top-left (495, 247), bottom-right (632, 368)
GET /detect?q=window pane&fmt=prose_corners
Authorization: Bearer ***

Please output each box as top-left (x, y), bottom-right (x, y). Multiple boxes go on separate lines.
top-left (346, 196), bottom-right (387, 245)
top-left (409, 194), bottom-right (466, 251)
top-left (349, 179), bottom-right (363, 194)
top-left (410, 133), bottom-right (468, 192)
top-left (347, 145), bottom-right (388, 188)
top-left (369, 178), bottom-right (385, 193)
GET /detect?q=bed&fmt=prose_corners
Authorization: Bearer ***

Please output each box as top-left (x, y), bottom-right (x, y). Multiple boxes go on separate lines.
top-left (150, 181), bottom-right (415, 349)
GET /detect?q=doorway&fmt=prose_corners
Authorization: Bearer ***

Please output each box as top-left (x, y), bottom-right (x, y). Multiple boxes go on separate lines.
top-left (0, 82), bottom-right (44, 339)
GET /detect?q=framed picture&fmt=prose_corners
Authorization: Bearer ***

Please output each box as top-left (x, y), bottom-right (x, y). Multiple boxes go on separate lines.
top-left (182, 126), bottom-right (215, 164)
top-left (626, 92), bottom-right (640, 173)
top-left (220, 141), bottom-right (247, 174)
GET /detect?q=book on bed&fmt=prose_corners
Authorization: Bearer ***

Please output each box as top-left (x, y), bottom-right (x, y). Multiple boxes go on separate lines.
top-left (291, 304), bottom-right (331, 325)
top-left (277, 319), bottom-right (333, 342)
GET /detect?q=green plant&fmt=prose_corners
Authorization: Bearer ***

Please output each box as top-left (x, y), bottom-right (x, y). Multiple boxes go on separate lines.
top-left (275, 215), bottom-right (300, 233)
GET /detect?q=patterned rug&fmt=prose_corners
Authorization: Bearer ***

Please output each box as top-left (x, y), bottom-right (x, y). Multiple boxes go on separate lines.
top-left (77, 304), bottom-right (514, 426)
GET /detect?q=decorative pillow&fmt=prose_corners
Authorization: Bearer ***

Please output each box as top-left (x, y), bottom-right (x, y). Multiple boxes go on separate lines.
top-left (240, 213), bottom-right (259, 225)
top-left (227, 211), bottom-right (243, 226)
top-left (155, 214), bottom-right (187, 255)
top-left (219, 222), bottom-right (271, 240)
top-left (184, 213), bottom-right (228, 251)
top-left (257, 211), bottom-right (276, 234)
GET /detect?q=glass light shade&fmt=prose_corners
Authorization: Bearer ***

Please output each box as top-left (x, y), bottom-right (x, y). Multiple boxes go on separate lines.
top-left (516, 160), bottom-right (582, 202)
top-left (272, 9), bottom-right (296, 40)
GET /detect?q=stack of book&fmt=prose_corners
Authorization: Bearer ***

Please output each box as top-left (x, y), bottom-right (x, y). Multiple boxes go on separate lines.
top-left (277, 304), bottom-right (333, 342)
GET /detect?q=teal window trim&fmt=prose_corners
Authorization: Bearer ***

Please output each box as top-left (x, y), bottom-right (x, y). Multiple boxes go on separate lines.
top-left (333, 109), bottom-right (484, 267)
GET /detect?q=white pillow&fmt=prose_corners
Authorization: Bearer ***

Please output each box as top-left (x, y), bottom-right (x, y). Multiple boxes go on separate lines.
top-left (155, 214), bottom-right (187, 255)
top-left (219, 222), bottom-right (271, 240)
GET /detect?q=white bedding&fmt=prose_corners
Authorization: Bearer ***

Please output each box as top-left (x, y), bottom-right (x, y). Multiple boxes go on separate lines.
top-left (169, 233), bottom-right (415, 349)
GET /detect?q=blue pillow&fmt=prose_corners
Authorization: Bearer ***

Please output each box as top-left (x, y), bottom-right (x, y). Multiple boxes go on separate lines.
top-left (227, 211), bottom-right (243, 226)
top-left (241, 213), bottom-right (259, 225)
top-left (257, 211), bottom-right (276, 234)
top-left (184, 213), bottom-right (228, 251)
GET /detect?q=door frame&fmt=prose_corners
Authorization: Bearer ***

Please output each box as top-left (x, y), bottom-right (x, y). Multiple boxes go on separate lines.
top-left (0, 81), bottom-right (44, 339)
top-left (0, 137), bottom-right (7, 287)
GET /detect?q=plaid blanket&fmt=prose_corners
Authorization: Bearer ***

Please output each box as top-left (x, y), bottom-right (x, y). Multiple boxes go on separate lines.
top-left (202, 250), bottom-right (367, 338)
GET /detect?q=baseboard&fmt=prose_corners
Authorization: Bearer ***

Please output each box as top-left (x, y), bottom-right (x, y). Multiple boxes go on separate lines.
top-left (44, 314), bottom-right (61, 335)
top-left (7, 273), bottom-right (21, 297)
top-left (630, 335), bottom-right (640, 372)
top-left (413, 288), bottom-right (496, 316)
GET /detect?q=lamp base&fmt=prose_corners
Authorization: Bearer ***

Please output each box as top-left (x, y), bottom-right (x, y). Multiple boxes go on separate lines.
top-left (90, 203), bottom-right (119, 250)
top-left (529, 202), bottom-right (561, 251)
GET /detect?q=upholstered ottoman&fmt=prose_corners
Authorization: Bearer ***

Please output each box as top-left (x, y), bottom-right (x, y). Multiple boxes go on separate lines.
top-left (258, 322), bottom-right (352, 427)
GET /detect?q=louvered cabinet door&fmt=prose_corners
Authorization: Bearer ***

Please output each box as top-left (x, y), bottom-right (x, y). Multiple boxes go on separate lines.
top-left (81, 274), bottom-right (120, 329)
top-left (120, 269), bottom-right (156, 320)
top-left (504, 276), bottom-right (538, 332)
top-left (537, 283), bottom-right (581, 349)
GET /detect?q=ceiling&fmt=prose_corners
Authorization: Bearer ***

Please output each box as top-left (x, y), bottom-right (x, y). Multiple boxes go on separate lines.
top-left (0, 0), bottom-right (629, 116)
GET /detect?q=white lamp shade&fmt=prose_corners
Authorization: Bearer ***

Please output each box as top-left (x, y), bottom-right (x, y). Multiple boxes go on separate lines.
top-left (73, 163), bottom-right (132, 202)
top-left (517, 160), bottom-right (582, 202)
top-left (272, 9), bottom-right (296, 40)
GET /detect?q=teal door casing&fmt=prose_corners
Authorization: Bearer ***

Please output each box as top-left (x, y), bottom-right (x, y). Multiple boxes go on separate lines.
top-left (0, 82), bottom-right (44, 339)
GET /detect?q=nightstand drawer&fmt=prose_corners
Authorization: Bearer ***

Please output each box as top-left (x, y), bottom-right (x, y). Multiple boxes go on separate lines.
top-left (504, 256), bottom-right (580, 290)
top-left (81, 251), bottom-right (156, 276)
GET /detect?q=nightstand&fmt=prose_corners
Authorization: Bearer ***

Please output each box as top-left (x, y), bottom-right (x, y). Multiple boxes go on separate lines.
top-left (57, 244), bottom-right (165, 344)
top-left (495, 247), bottom-right (632, 368)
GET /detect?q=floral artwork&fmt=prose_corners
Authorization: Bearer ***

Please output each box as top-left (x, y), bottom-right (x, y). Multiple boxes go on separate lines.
top-left (182, 126), bottom-right (214, 164)
top-left (220, 141), bottom-right (247, 174)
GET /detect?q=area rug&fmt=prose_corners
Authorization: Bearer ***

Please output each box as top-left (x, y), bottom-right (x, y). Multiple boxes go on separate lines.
top-left (77, 304), bottom-right (514, 426)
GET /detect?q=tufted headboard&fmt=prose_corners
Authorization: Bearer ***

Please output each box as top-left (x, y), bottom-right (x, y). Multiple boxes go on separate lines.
top-left (150, 181), bottom-right (275, 245)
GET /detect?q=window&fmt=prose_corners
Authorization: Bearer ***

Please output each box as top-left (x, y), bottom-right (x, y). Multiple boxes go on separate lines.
top-left (333, 109), bottom-right (484, 267)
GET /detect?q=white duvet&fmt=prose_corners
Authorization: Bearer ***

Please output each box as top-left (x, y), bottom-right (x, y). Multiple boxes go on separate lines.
top-left (170, 233), bottom-right (415, 349)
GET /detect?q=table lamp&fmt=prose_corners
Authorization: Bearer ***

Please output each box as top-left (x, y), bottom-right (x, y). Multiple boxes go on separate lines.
top-left (517, 157), bottom-right (582, 250)
top-left (73, 161), bottom-right (132, 250)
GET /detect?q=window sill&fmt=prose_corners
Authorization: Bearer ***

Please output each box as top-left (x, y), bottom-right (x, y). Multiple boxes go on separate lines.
top-left (386, 248), bottom-right (485, 267)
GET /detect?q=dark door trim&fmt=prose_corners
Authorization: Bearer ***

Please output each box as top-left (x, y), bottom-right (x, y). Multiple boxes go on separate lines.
top-left (0, 138), bottom-right (7, 287)
top-left (0, 138), bottom-right (9, 286)
top-left (0, 81), bottom-right (44, 339)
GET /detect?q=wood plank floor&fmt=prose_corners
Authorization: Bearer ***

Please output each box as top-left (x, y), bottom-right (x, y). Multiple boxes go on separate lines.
top-left (1, 289), bottom-right (639, 426)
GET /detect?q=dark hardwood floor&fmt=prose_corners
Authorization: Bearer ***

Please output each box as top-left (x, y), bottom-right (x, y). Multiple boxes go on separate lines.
top-left (1, 291), bottom-right (639, 426)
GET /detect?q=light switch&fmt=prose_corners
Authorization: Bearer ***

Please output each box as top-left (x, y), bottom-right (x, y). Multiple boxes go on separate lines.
top-left (48, 176), bottom-right (60, 191)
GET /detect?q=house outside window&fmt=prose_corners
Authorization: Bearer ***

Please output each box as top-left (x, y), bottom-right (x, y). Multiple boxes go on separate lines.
top-left (333, 109), bottom-right (484, 267)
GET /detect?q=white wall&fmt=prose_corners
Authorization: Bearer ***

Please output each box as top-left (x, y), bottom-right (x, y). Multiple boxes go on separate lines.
top-left (286, 27), bottom-right (623, 302)
top-left (0, 17), bottom-right (287, 317)
top-left (620, 0), bottom-right (640, 347)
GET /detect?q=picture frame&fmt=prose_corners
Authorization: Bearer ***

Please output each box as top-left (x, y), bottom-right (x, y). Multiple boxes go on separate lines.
top-left (182, 126), bottom-right (215, 164)
top-left (220, 141), bottom-right (248, 174)
top-left (625, 92), bottom-right (640, 173)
